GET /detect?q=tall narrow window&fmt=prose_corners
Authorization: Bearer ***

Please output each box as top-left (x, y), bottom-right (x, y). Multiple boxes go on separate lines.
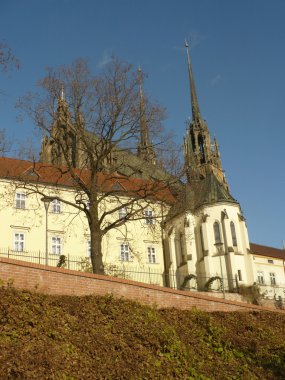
top-left (52, 199), bottom-right (61, 213)
top-left (15, 193), bottom-right (26, 209)
top-left (230, 221), bottom-right (237, 247)
top-left (147, 247), bottom-right (156, 264)
top-left (120, 244), bottom-right (129, 261)
top-left (119, 207), bottom-right (127, 220)
top-left (179, 232), bottom-right (186, 262)
top-left (87, 240), bottom-right (91, 257)
top-left (14, 233), bottom-right (25, 251)
top-left (270, 272), bottom-right (276, 285)
top-left (200, 225), bottom-right (205, 252)
top-left (144, 209), bottom-right (154, 225)
top-left (257, 271), bottom-right (264, 284)
top-left (213, 222), bottom-right (221, 243)
top-left (237, 270), bottom-right (242, 281)
top-left (51, 237), bottom-right (61, 255)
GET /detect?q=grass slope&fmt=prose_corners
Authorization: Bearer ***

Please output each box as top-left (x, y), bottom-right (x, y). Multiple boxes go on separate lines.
top-left (0, 287), bottom-right (284, 379)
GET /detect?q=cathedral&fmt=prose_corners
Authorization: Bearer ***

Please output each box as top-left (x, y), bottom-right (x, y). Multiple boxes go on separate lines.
top-left (0, 42), bottom-right (283, 301)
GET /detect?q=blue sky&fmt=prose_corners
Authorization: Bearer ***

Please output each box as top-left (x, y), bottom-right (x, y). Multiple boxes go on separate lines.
top-left (0, 0), bottom-right (284, 248)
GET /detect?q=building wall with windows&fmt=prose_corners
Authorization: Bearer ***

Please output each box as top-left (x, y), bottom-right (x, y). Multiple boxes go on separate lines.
top-left (164, 201), bottom-right (256, 291)
top-left (196, 202), bottom-right (255, 289)
top-left (0, 160), bottom-right (284, 295)
top-left (0, 178), bottom-right (89, 257)
top-left (0, 175), bottom-right (167, 285)
top-left (250, 244), bottom-right (285, 300)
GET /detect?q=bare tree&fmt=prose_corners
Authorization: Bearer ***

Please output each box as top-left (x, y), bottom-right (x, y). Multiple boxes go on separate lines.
top-left (0, 41), bottom-right (19, 73)
top-left (0, 42), bottom-right (19, 155)
top-left (17, 58), bottom-right (182, 274)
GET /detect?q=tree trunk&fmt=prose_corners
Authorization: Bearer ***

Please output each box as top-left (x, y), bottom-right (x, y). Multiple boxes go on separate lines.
top-left (90, 223), bottom-right (105, 275)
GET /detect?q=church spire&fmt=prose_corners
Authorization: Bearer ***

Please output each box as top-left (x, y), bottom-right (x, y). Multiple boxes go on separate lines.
top-left (137, 67), bottom-right (156, 165)
top-left (185, 39), bottom-right (202, 124)
top-left (183, 41), bottom-right (229, 191)
top-left (55, 84), bottom-right (71, 129)
top-left (138, 66), bottom-right (148, 146)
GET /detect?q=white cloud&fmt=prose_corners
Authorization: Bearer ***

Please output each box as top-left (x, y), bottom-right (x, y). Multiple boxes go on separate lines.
top-left (211, 74), bottom-right (222, 86)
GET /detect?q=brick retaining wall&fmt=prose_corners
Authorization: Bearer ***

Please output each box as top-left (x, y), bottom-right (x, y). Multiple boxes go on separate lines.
top-left (0, 258), bottom-right (283, 313)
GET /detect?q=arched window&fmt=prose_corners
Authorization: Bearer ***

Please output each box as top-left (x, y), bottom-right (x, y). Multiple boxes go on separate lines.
top-left (230, 221), bottom-right (237, 247)
top-left (213, 222), bottom-right (221, 243)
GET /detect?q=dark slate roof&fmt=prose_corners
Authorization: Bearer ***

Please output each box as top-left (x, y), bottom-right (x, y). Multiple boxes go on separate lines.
top-left (165, 183), bottom-right (195, 221)
top-left (84, 130), bottom-right (174, 183)
top-left (192, 173), bottom-right (238, 209)
top-left (165, 173), bottom-right (238, 222)
top-left (114, 148), bottom-right (173, 182)
top-left (250, 243), bottom-right (285, 260)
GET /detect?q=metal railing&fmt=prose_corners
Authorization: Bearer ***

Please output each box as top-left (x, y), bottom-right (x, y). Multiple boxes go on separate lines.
top-left (0, 247), bottom-right (284, 301)
top-left (0, 248), bottom-right (87, 271)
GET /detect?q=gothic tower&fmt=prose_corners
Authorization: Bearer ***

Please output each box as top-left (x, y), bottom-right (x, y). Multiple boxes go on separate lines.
top-left (137, 67), bottom-right (157, 165)
top-left (183, 41), bottom-right (229, 191)
top-left (40, 87), bottom-right (78, 167)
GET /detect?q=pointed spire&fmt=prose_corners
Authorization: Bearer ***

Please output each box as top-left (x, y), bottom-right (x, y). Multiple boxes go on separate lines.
top-left (60, 85), bottom-right (65, 100)
top-left (185, 39), bottom-right (202, 124)
top-left (183, 42), bottom-right (229, 191)
top-left (138, 66), bottom-right (148, 145)
top-left (53, 83), bottom-right (71, 132)
top-left (56, 83), bottom-right (69, 116)
top-left (213, 136), bottom-right (219, 156)
top-left (137, 67), bottom-right (156, 165)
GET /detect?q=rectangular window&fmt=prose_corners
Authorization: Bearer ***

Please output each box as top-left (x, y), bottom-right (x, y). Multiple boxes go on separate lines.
top-left (257, 271), bottom-right (264, 284)
top-left (52, 199), bottom-right (61, 213)
top-left (120, 244), bottom-right (129, 261)
top-left (119, 207), bottom-right (127, 220)
top-left (237, 269), bottom-right (242, 281)
top-left (270, 272), bottom-right (276, 285)
top-left (51, 236), bottom-right (61, 255)
top-left (15, 192), bottom-right (26, 209)
top-left (14, 233), bottom-right (25, 251)
top-left (268, 259), bottom-right (274, 264)
top-left (147, 247), bottom-right (156, 264)
top-left (87, 240), bottom-right (91, 257)
top-left (144, 209), bottom-right (154, 225)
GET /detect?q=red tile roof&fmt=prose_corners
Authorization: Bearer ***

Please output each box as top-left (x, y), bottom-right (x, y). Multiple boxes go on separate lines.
top-left (250, 243), bottom-right (285, 260)
top-left (0, 156), bottom-right (175, 204)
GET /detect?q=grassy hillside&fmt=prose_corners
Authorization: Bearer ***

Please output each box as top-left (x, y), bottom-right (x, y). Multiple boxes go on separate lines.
top-left (0, 287), bottom-right (284, 379)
